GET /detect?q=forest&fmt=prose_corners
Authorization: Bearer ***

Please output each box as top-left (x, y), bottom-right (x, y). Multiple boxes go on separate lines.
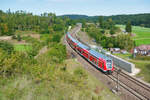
top-left (61, 13), bottom-right (150, 28)
top-left (0, 9), bottom-right (77, 36)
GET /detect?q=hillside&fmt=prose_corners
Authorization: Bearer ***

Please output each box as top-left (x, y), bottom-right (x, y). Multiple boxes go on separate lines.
top-left (59, 13), bottom-right (150, 27)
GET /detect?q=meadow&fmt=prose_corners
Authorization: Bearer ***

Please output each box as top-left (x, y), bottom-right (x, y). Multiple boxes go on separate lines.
top-left (14, 44), bottom-right (32, 51)
top-left (117, 25), bottom-right (150, 46)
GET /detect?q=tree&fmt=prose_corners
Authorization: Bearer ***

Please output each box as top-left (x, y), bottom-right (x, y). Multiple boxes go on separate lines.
top-left (98, 16), bottom-right (104, 28)
top-left (110, 28), bottom-right (115, 35)
top-left (0, 41), bottom-right (14, 54)
top-left (17, 34), bottom-right (21, 41)
top-left (125, 21), bottom-right (132, 33)
top-left (108, 43), bottom-right (114, 48)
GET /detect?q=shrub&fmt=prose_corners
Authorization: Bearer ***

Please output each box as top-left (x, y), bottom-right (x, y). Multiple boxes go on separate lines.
top-left (0, 41), bottom-right (14, 54)
top-left (74, 67), bottom-right (87, 79)
top-left (17, 34), bottom-right (21, 41)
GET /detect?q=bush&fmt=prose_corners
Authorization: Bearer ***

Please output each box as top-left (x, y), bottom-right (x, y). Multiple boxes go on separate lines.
top-left (17, 34), bottom-right (21, 41)
top-left (0, 41), bottom-right (14, 54)
top-left (74, 67), bottom-right (87, 79)
top-left (48, 44), bottom-right (66, 63)
top-left (0, 51), bottom-right (26, 76)
top-left (110, 28), bottom-right (115, 35)
top-left (52, 34), bottom-right (61, 43)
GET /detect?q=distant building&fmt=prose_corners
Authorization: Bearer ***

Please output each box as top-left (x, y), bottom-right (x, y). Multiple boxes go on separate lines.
top-left (134, 45), bottom-right (150, 56)
top-left (110, 48), bottom-right (121, 54)
top-left (109, 48), bottom-right (128, 54)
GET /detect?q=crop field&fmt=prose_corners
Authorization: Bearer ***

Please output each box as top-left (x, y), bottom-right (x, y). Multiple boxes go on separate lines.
top-left (14, 44), bottom-right (32, 51)
top-left (117, 25), bottom-right (150, 46)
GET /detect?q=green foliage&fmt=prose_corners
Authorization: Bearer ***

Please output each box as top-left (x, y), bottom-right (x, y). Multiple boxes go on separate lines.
top-left (47, 44), bottom-right (66, 63)
top-left (0, 50), bottom-right (26, 76)
top-left (110, 28), bottom-right (115, 35)
top-left (74, 67), bottom-right (87, 79)
top-left (62, 13), bottom-right (150, 28)
top-left (0, 10), bottom-right (70, 36)
top-left (108, 43), bottom-right (114, 48)
top-left (22, 36), bottom-right (43, 57)
top-left (125, 21), bottom-right (132, 33)
top-left (117, 25), bottom-right (150, 46)
top-left (0, 41), bottom-right (14, 54)
top-left (98, 16), bottom-right (104, 28)
top-left (14, 44), bottom-right (32, 51)
top-left (86, 25), bottom-right (134, 50)
top-left (17, 34), bottom-right (21, 41)
top-left (51, 34), bottom-right (61, 43)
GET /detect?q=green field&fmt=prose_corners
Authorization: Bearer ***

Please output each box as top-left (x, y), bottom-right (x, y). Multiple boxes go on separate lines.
top-left (14, 44), bottom-right (32, 51)
top-left (117, 25), bottom-right (150, 46)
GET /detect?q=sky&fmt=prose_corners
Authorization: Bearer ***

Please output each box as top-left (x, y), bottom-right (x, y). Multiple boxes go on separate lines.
top-left (0, 0), bottom-right (150, 16)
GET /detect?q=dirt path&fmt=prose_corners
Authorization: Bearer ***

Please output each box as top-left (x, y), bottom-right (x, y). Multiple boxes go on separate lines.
top-left (34, 46), bottom-right (48, 59)
top-left (0, 36), bottom-right (12, 40)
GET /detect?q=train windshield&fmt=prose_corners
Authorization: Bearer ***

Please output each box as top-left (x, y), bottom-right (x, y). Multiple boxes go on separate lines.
top-left (107, 60), bottom-right (111, 63)
top-left (106, 60), bottom-right (112, 69)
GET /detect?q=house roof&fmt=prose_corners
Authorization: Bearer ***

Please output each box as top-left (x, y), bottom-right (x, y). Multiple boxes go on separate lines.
top-left (135, 45), bottom-right (150, 51)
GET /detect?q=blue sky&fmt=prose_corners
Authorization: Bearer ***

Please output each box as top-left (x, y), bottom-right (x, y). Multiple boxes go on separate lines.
top-left (0, 0), bottom-right (150, 16)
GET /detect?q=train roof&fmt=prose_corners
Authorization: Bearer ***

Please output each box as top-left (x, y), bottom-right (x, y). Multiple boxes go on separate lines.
top-left (89, 49), bottom-right (111, 60)
top-left (77, 42), bottom-right (90, 50)
top-left (67, 33), bottom-right (79, 44)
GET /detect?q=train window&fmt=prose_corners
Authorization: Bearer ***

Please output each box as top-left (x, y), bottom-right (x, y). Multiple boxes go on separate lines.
top-left (107, 60), bottom-right (112, 69)
top-left (107, 60), bottom-right (111, 63)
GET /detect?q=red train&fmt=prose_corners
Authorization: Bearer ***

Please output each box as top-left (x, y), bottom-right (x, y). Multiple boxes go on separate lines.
top-left (66, 32), bottom-right (114, 74)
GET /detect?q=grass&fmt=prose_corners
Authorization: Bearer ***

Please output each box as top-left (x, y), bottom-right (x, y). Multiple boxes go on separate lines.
top-left (0, 59), bottom-right (120, 100)
top-left (114, 53), bottom-right (150, 83)
top-left (66, 59), bottom-right (120, 100)
top-left (40, 34), bottom-right (50, 41)
top-left (15, 30), bottom-right (38, 35)
top-left (116, 25), bottom-right (150, 46)
top-left (14, 44), bottom-right (32, 51)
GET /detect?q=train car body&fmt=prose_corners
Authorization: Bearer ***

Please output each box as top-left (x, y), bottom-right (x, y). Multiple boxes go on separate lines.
top-left (66, 33), bottom-right (79, 49)
top-left (89, 49), bottom-right (114, 73)
top-left (66, 33), bottom-right (114, 74)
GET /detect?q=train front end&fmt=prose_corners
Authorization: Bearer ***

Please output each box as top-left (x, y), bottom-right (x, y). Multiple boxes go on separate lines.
top-left (106, 59), bottom-right (114, 74)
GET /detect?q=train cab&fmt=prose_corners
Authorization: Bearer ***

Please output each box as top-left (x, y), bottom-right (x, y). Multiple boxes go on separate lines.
top-left (89, 49), bottom-right (114, 73)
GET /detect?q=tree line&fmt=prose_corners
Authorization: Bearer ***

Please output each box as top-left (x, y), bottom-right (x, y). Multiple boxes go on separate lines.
top-left (0, 9), bottom-right (76, 36)
top-left (61, 13), bottom-right (150, 28)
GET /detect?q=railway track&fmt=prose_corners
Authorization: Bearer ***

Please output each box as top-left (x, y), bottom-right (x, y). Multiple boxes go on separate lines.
top-left (111, 70), bottom-right (150, 100)
top-left (66, 26), bottom-right (150, 100)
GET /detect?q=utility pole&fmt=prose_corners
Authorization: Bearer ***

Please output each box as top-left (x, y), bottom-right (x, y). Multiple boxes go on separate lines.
top-left (117, 69), bottom-right (122, 92)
